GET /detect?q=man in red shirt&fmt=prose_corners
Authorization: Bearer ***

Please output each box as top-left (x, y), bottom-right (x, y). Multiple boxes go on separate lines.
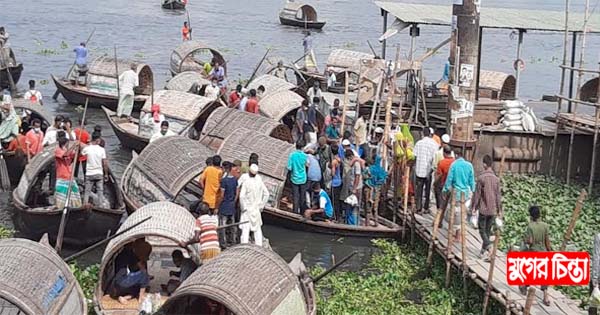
top-left (228, 84), bottom-right (242, 108)
top-left (24, 118), bottom-right (44, 157)
top-left (74, 121), bottom-right (90, 178)
top-left (54, 136), bottom-right (82, 209)
top-left (245, 89), bottom-right (259, 114)
top-left (182, 22), bottom-right (191, 41)
top-left (434, 144), bottom-right (454, 228)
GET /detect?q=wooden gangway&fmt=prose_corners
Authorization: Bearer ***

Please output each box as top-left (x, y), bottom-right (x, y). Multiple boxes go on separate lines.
top-left (398, 208), bottom-right (586, 315)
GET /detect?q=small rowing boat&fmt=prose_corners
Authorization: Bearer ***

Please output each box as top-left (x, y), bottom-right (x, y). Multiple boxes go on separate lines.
top-left (279, 2), bottom-right (326, 30)
top-left (161, 0), bottom-right (186, 10)
top-left (0, 47), bottom-right (23, 90)
top-left (12, 146), bottom-right (126, 246)
top-left (52, 56), bottom-right (153, 111)
top-left (170, 41), bottom-right (226, 77)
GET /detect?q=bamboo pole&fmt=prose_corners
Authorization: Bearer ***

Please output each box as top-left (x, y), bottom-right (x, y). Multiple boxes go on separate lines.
top-left (588, 60), bottom-right (600, 193)
top-left (566, 0), bottom-right (591, 184)
top-left (340, 71), bottom-right (350, 134)
top-left (0, 48), bottom-right (17, 97)
top-left (393, 163), bottom-right (399, 224)
top-left (367, 73), bottom-right (384, 136)
top-left (445, 191), bottom-right (456, 287)
top-left (426, 189), bottom-right (448, 268)
top-left (114, 46), bottom-right (120, 103)
top-left (245, 48), bottom-right (271, 88)
top-left (401, 164), bottom-right (410, 240)
top-left (460, 193), bottom-right (468, 298)
top-left (523, 287), bottom-right (536, 315)
top-left (560, 189), bottom-right (587, 251)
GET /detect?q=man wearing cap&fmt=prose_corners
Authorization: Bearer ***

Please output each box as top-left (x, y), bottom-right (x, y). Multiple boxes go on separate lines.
top-left (239, 164), bottom-right (270, 246)
top-left (287, 139), bottom-right (309, 215)
top-left (413, 127), bottom-right (440, 213)
top-left (353, 112), bottom-right (369, 159)
top-left (433, 134), bottom-right (454, 172)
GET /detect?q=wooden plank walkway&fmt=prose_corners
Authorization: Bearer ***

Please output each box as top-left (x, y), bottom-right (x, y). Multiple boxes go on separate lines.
top-left (398, 208), bottom-right (585, 315)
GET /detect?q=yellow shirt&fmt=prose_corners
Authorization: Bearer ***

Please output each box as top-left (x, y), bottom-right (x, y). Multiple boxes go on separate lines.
top-left (354, 117), bottom-right (367, 145)
top-left (200, 166), bottom-right (223, 209)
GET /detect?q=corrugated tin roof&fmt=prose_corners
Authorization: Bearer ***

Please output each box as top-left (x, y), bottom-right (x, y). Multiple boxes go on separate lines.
top-left (374, 1), bottom-right (600, 33)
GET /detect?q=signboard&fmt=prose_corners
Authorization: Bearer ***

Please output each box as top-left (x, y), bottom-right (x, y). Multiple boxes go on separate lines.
top-left (459, 63), bottom-right (474, 87)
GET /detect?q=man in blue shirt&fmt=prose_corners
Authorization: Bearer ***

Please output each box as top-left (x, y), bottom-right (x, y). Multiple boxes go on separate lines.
top-left (305, 151), bottom-right (322, 191)
top-left (219, 162), bottom-right (238, 247)
top-left (287, 139), bottom-right (309, 215)
top-left (72, 42), bottom-right (88, 85)
top-left (442, 147), bottom-right (475, 242)
top-left (304, 182), bottom-right (334, 221)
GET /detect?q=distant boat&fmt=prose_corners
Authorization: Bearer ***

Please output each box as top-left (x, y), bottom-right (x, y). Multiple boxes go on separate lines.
top-left (0, 47), bottom-right (23, 90)
top-left (162, 0), bottom-right (186, 10)
top-left (279, 2), bottom-right (326, 30)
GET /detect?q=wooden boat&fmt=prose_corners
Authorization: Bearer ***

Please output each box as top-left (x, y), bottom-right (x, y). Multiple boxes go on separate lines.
top-left (161, 0), bottom-right (186, 10)
top-left (0, 47), bottom-right (23, 90)
top-left (3, 98), bottom-right (53, 187)
top-left (94, 201), bottom-right (197, 315)
top-left (121, 132), bottom-right (401, 238)
top-left (247, 74), bottom-right (297, 95)
top-left (164, 71), bottom-right (210, 93)
top-left (279, 2), bottom-right (326, 29)
top-left (188, 106), bottom-right (293, 150)
top-left (52, 56), bottom-right (153, 111)
top-left (259, 89), bottom-right (324, 130)
top-left (159, 245), bottom-right (317, 315)
top-left (170, 41), bottom-right (226, 77)
top-left (325, 49), bottom-right (374, 93)
top-left (0, 238), bottom-right (87, 315)
top-left (103, 89), bottom-right (223, 152)
top-left (12, 146), bottom-right (126, 246)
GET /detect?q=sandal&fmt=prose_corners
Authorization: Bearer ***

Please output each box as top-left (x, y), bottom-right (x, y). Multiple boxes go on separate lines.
top-left (543, 299), bottom-right (551, 306)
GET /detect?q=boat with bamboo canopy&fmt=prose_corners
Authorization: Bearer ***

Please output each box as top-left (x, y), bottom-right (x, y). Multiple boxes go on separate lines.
top-left (164, 71), bottom-right (210, 93)
top-left (169, 41), bottom-right (226, 77)
top-left (0, 238), bottom-right (87, 315)
top-left (52, 56), bottom-right (153, 111)
top-left (0, 46), bottom-right (23, 90)
top-left (103, 89), bottom-right (223, 152)
top-left (278, 2), bottom-right (326, 30)
top-left (12, 145), bottom-right (125, 246)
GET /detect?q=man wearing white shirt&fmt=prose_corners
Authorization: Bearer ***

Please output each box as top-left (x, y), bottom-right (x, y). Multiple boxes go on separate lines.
top-left (149, 121), bottom-right (176, 143)
top-left (116, 64), bottom-right (139, 119)
top-left (42, 115), bottom-right (64, 147)
top-left (81, 132), bottom-right (107, 206)
top-left (23, 80), bottom-right (43, 106)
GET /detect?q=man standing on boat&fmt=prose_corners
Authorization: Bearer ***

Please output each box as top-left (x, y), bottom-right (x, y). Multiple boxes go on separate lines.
top-left (0, 27), bottom-right (9, 47)
top-left (239, 164), bottom-right (269, 247)
top-left (287, 139), bottom-right (309, 215)
top-left (182, 21), bottom-right (192, 41)
top-left (272, 61), bottom-right (288, 81)
top-left (149, 121), bottom-right (176, 143)
top-left (303, 31), bottom-right (313, 55)
top-left (81, 131), bottom-right (108, 207)
top-left (71, 42), bottom-right (88, 86)
top-left (116, 64), bottom-right (138, 120)
top-left (25, 119), bottom-right (44, 157)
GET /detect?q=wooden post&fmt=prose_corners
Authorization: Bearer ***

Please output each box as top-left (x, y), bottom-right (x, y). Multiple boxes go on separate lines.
top-left (393, 163), bottom-right (399, 224)
top-left (114, 46), bottom-right (120, 102)
top-left (523, 287), bottom-right (536, 315)
top-left (340, 71), bottom-right (349, 134)
top-left (588, 62), bottom-right (600, 193)
top-left (367, 73), bottom-right (385, 137)
top-left (560, 189), bottom-right (587, 251)
top-left (459, 193), bottom-right (468, 298)
top-left (504, 291), bottom-right (511, 315)
top-left (427, 189), bottom-right (449, 268)
top-left (445, 191), bottom-right (456, 287)
top-left (401, 165), bottom-right (410, 240)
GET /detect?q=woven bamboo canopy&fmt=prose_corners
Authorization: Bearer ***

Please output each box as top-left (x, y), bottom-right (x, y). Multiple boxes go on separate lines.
top-left (326, 49), bottom-right (374, 74)
top-left (217, 128), bottom-right (294, 203)
top-left (247, 74), bottom-right (296, 95)
top-left (159, 245), bottom-right (313, 315)
top-left (280, 2), bottom-right (318, 22)
top-left (580, 77), bottom-right (600, 102)
top-left (141, 89), bottom-right (221, 122)
top-left (97, 201), bottom-right (197, 293)
top-left (0, 238), bottom-right (87, 315)
top-left (164, 71), bottom-right (211, 92)
top-left (200, 107), bottom-right (293, 151)
top-left (478, 70), bottom-right (516, 100)
top-left (121, 136), bottom-right (214, 209)
top-left (259, 90), bottom-right (305, 122)
top-left (11, 98), bottom-right (53, 126)
top-left (13, 146), bottom-right (55, 206)
top-left (87, 55), bottom-right (153, 96)
top-left (169, 40), bottom-right (226, 75)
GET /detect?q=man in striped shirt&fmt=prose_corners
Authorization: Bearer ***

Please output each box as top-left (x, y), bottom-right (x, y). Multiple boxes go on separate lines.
top-left (182, 202), bottom-right (221, 262)
top-left (413, 127), bottom-right (440, 213)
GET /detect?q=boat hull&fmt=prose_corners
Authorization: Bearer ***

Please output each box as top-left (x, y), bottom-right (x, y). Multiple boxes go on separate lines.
top-left (162, 0), bottom-right (186, 9)
top-left (263, 207), bottom-right (401, 239)
top-left (102, 106), bottom-right (149, 153)
top-left (0, 63), bottom-right (23, 89)
top-left (51, 74), bottom-right (145, 111)
top-left (279, 16), bottom-right (326, 29)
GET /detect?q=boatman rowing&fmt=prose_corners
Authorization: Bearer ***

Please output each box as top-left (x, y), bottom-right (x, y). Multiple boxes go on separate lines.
top-left (116, 64), bottom-right (138, 121)
top-left (71, 42), bottom-right (88, 86)
top-left (182, 22), bottom-right (191, 41)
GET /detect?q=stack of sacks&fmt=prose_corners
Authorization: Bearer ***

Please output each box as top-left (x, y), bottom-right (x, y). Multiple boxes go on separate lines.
top-left (499, 100), bottom-right (539, 132)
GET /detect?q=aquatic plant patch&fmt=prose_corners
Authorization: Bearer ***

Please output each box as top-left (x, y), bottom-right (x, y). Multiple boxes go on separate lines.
top-left (0, 225), bottom-right (14, 239)
top-left (70, 262), bottom-right (99, 314)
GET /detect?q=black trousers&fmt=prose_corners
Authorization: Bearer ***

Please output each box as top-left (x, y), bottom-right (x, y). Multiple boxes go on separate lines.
top-left (292, 183), bottom-right (307, 215)
top-left (74, 160), bottom-right (87, 179)
top-left (332, 185), bottom-right (342, 221)
top-left (415, 175), bottom-right (432, 212)
top-left (478, 214), bottom-right (495, 253)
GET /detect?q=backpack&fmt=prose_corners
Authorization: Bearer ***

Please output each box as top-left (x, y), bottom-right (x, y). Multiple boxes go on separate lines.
top-left (28, 90), bottom-right (38, 103)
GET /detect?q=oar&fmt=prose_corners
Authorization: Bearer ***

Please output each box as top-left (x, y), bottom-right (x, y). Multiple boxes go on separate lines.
top-left (186, 9), bottom-right (192, 40)
top-left (308, 251), bottom-right (356, 284)
top-left (244, 48), bottom-right (271, 88)
top-left (55, 97), bottom-right (89, 254)
top-left (217, 220), bottom-right (248, 230)
top-left (54, 28), bottom-right (95, 100)
top-left (64, 216), bottom-right (153, 262)
top-left (366, 40), bottom-right (378, 57)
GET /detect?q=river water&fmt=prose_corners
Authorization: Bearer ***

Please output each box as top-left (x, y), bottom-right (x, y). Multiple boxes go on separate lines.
top-left (1, 0), bottom-right (599, 267)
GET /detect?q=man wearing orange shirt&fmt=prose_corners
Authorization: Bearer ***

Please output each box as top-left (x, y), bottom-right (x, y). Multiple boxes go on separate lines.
top-left (182, 22), bottom-right (191, 41)
top-left (54, 136), bottom-right (82, 209)
top-left (245, 89), bottom-right (259, 114)
top-left (434, 144), bottom-right (454, 228)
top-left (74, 121), bottom-right (90, 178)
top-left (200, 155), bottom-right (223, 212)
top-left (24, 118), bottom-right (44, 157)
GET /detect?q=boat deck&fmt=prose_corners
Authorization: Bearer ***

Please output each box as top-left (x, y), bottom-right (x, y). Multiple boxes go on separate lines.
top-left (556, 112), bottom-right (600, 135)
top-left (398, 207), bottom-right (585, 315)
